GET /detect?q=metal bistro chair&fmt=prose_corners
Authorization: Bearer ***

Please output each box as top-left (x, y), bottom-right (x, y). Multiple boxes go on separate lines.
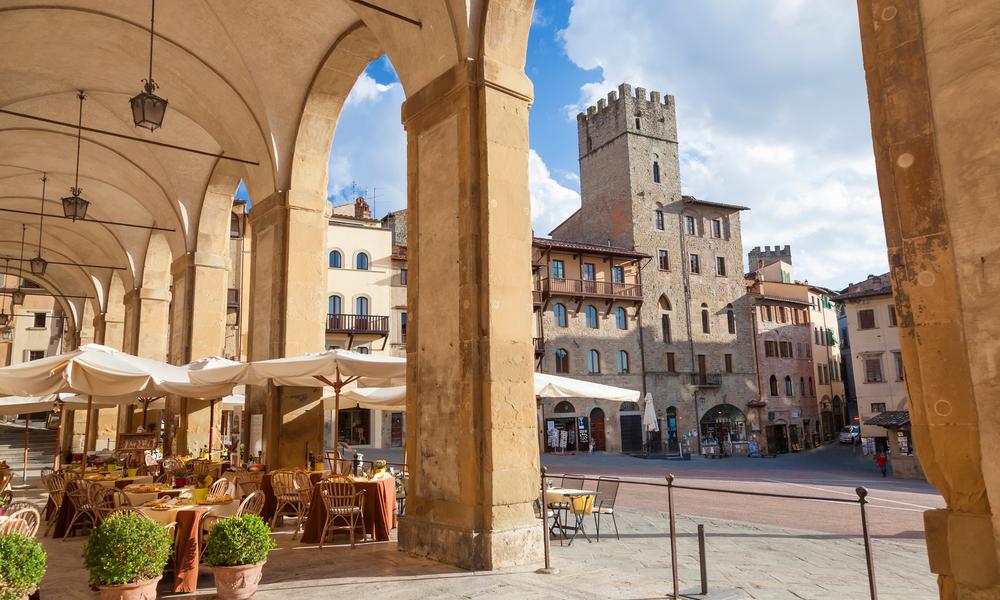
top-left (62, 479), bottom-right (96, 540)
top-left (593, 476), bottom-right (621, 541)
top-left (269, 471), bottom-right (306, 537)
top-left (317, 480), bottom-right (365, 549)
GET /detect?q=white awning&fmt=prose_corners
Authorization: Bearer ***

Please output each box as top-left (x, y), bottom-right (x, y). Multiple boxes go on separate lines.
top-left (188, 349), bottom-right (406, 388)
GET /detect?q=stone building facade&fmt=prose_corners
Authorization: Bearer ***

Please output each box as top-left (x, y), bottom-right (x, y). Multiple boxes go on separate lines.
top-left (549, 84), bottom-right (759, 456)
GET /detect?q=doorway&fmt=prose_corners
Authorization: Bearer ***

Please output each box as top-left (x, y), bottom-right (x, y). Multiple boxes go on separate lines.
top-left (766, 423), bottom-right (789, 454)
top-left (338, 408), bottom-right (371, 445)
top-left (390, 412), bottom-right (404, 448)
top-left (620, 414), bottom-right (642, 452)
top-left (590, 408), bottom-right (606, 451)
top-left (666, 407), bottom-right (679, 453)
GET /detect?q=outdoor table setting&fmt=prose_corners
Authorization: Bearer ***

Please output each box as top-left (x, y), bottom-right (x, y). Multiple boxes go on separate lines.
top-left (260, 469), bottom-right (327, 522)
top-left (299, 473), bottom-right (398, 544)
top-left (544, 487), bottom-right (596, 545)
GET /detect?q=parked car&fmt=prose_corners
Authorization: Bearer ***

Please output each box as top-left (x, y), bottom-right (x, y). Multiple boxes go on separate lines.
top-left (839, 425), bottom-right (860, 444)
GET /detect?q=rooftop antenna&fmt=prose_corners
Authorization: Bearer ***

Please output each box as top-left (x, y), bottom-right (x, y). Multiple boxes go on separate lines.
top-left (371, 186), bottom-right (377, 218)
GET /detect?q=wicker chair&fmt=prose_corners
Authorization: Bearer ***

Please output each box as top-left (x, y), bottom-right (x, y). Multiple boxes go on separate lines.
top-left (317, 480), bottom-right (365, 549)
top-left (209, 477), bottom-right (230, 498)
top-left (93, 488), bottom-right (132, 525)
top-left (108, 506), bottom-right (146, 519)
top-left (161, 457), bottom-right (185, 475)
top-left (62, 479), bottom-right (96, 540)
top-left (202, 490), bottom-right (266, 543)
top-left (0, 468), bottom-right (12, 492)
top-left (269, 471), bottom-right (306, 538)
top-left (42, 472), bottom-right (66, 536)
top-left (238, 478), bottom-right (261, 498)
top-left (40, 467), bottom-right (54, 479)
top-left (3, 505), bottom-right (41, 537)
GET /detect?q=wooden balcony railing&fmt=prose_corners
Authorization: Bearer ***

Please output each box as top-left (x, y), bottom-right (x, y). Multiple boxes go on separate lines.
top-left (533, 337), bottom-right (544, 356)
top-left (691, 373), bottom-right (722, 387)
top-left (326, 313), bottom-right (390, 336)
top-left (536, 277), bottom-right (642, 301)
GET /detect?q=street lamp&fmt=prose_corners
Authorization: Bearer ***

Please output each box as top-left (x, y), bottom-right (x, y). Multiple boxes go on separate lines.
top-left (30, 174), bottom-right (48, 276)
top-left (11, 290), bottom-right (24, 306)
top-left (62, 92), bottom-right (91, 221)
top-left (12, 225), bottom-right (26, 306)
top-left (130, 0), bottom-right (168, 131)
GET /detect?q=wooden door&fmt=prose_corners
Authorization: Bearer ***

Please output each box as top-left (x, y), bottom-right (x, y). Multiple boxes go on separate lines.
top-left (590, 408), bottom-right (606, 451)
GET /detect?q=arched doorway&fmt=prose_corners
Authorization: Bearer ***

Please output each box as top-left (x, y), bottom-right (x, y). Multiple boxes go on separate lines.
top-left (700, 404), bottom-right (747, 457)
top-left (619, 401), bottom-right (643, 453)
top-left (545, 401), bottom-right (580, 453)
top-left (590, 407), bottom-right (606, 452)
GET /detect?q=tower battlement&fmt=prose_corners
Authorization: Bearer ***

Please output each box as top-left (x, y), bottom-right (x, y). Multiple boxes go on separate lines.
top-left (577, 83), bottom-right (677, 158)
top-left (748, 245), bottom-right (793, 269)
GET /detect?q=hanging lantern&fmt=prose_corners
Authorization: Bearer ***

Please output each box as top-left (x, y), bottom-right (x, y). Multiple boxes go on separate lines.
top-left (0, 312), bottom-right (8, 327)
top-left (1, 326), bottom-right (12, 341)
top-left (11, 290), bottom-right (25, 306)
top-left (130, 0), bottom-right (167, 131)
top-left (29, 256), bottom-right (48, 276)
top-left (61, 190), bottom-right (90, 221)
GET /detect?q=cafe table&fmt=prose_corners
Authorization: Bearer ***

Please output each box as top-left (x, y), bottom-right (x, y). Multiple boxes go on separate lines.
top-left (260, 470), bottom-right (327, 522)
top-left (544, 487), bottom-right (596, 545)
top-left (299, 477), bottom-right (397, 544)
top-left (139, 499), bottom-right (240, 593)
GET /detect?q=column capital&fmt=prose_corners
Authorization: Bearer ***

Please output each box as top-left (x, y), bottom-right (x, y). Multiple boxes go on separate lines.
top-left (124, 287), bottom-right (170, 304)
top-left (171, 251), bottom-right (227, 276)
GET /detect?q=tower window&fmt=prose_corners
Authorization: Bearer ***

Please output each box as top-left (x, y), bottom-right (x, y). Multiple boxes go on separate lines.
top-left (635, 117), bottom-right (641, 130)
top-left (554, 303), bottom-right (567, 327)
top-left (711, 219), bottom-right (722, 238)
top-left (685, 216), bottom-right (697, 235)
top-left (555, 348), bottom-right (569, 373)
top-left (587, 350), bottom-right (601, 374)
top-left (701, 304), bottom-right (710, 334)
top-left (615, 307), bottom-right (628, 330)
top-left (658, 250), bottom-right (669, 271)
top-left (716, 257), bottom-right (727, 276)
top-left (690, 254), bottom-right (701, 274)
top-left (655, 209), bottom-right (664, 230)
top-left (653, 161), bottom-right (661, 183)
top-left (585, 305), bottom-right (599, 329)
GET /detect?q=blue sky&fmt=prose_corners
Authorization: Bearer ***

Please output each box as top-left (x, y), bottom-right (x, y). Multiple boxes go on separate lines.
top-left (315, 0), bottom-right (887, 290)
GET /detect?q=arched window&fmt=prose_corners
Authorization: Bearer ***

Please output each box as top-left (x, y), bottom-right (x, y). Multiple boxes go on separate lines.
top-left (554, 303), bottom-right (567, 328)
top-left (355, 252), bottom-right (369, 270)
top-left (701, 303), bottom-right (710, 334)
top-left (585, 305), bottom-right (599, 329)
top-left (555, 348), bottom-right (569, 373)
top-left (727, 303), bottom-right (736, 334)
top-left (800, 376), bottom-right (806, 397)
top-left (660, 295), bottom-right (672, 343)
top-left (329, 250), bottom-right (342, 269)
top-left (652, 161), bottom-right (661, 183)
top-left (620, 402), bottom-right (640, 412)
top-left (355, 296), bottom-right (369, 315)
top-left (587, 350), bottom-right (601, 374)
top-left (615, 307), bottom-right (628, 330)
top-left (769, 375), bottom-right (778, 396)
top-left (784, 376), bottom-right (793, 396)
top-left (617, 350), bottom-right (629, 374)
top-left (328, 295), bottom-right (342, 315)
top-left (809, 377), bottom-right (815, 396)
top-left (554, 401), bottom-right (575, 413)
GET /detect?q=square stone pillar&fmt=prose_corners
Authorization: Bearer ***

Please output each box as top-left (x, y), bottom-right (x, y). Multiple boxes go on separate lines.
top-left (858, 1), bottom-right (1000, 595)
top-left (397, 61), bottom-right (542, 570)
top-left (168, 252), bottom-right (228, 454)
top-left (245, 190), bottom-right (326, 468)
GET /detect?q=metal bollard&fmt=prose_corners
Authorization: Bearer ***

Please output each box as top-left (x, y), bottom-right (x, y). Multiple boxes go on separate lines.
top-left (536, 466), bottom-right (557, 574)
top-left (666, 473), bottom-right (679, 600)
top-left (698, 523), bottom-right (707, 595)
top-left (857, 487), bottom-right (878, 599)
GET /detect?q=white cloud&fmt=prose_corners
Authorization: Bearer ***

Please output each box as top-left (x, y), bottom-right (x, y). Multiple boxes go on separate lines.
top-left (529, 149), bottom-right (582, 236)
top-left (345, 72), bottom-right (396, 106)
top-left (557, 0), bottom-right (886, 288)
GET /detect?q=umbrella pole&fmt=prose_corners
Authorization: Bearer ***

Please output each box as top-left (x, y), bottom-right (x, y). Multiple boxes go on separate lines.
top-left (209, 399), bottom-right (216, 455)
top-left (53, 405), bottom-right (63, 471)
top-left (81, 395), bottom-right (93, 476)
top-left (334, 384), bottom-right (341, 471)
top-left (22, 414), bottom-right (29, 483)
top-left (142, 400), bottom-right (149, 429)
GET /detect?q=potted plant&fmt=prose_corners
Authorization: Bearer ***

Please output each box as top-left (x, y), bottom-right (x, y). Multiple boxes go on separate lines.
top-left (192, 473), bottom-right (213, 503)
top-left (173, 468), bottom-right (188, 488)
top-left (0, 533), bottom-right (47, 600)
top-left (203, 515), bottom-right (276, 599)
top-left (84, 513), bottom-right (172, 600)
top-left (372, 459), bottom-right (387, 474)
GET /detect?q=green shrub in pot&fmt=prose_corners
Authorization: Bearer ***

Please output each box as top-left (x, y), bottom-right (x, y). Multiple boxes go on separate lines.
top-left (84, 513), bottom-right (172, 597)
top-left (203, 515), bottom-right (275, 600)
top-left (0, 533), bottom-right (47, 600)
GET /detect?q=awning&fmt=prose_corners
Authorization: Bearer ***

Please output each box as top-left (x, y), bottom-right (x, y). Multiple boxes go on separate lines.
top-left (864, 410), bottom-right (910, 428)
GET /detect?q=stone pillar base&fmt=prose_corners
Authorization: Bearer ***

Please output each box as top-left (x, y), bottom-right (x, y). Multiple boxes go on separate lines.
top-left (398, 515), bottom-right (543, 571)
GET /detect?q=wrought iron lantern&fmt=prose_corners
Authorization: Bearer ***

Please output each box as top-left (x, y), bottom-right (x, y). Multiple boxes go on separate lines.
top-left (0, 313), bottom-right (8, 327)
top-left (130, 0), bottom-right (167, 131)
top-left (1, 326), bottom-right (12, 341)
top-left (31, 174), bottom-right (48, 276)
top-left (11, 290), bottom-right (24, 306)
top-left (63, 92), bottom-right (91, 220)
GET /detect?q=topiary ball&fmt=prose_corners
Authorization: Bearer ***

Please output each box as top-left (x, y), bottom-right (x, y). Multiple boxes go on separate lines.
top-left (203, 515), bottom-right (276, 567)
top-left (83, 513), bottom-right (172, 586)
top-left (0, 533), bottom-right (47, 600)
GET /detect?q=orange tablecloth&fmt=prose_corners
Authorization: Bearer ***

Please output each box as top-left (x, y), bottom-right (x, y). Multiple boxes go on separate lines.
top-left (299, 479), bottom-right (396, 543)
top-left (172, 507), bottom-right (209, 593)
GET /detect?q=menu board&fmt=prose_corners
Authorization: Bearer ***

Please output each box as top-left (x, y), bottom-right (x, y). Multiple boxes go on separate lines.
top-left (117, 432), bottom-right (157, 451)
top-left (576, 417), bottom-right (590, 446)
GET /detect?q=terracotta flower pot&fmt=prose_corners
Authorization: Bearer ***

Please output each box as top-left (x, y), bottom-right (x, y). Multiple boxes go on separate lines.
top-left (97, 575), bottom-right (161, 600)
top-left (212, 562), bottom-right (265, 600)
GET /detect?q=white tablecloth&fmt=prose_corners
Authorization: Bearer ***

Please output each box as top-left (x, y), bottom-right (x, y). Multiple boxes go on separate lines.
top-left (139, 500), bottom-right (240, 526)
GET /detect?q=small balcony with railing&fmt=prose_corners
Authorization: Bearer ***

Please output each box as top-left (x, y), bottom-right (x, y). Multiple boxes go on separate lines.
top-left (325, 313), bottom-right (390, 337)
top-left (690, 373), bottom-right (722, 387)
top-left (535, 277), bottom-right (643, 303)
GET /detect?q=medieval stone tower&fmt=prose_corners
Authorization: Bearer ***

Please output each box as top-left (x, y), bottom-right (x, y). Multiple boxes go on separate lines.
top-left (551, 83), bottom-right (759, 454)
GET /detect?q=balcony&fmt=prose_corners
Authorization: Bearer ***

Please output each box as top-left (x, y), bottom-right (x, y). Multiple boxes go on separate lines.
top-left (690, 373), bottom-right (722, 387)
top-left (533, 337), bottom-right (544, 356)
top-left (326, 313), bottom-right (390, 336)
top-left (536, 277), bottom-right (642, 302)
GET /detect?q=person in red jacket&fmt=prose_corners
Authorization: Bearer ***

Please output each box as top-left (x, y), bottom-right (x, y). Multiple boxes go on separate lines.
top-left (875, 452), bottom-right (888, 477)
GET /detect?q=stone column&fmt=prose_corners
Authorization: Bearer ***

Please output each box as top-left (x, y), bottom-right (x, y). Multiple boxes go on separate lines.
top-left (120, 286), bottom-right (171, 433)
top-left (245, 190), bottom-right (326, 467)
top-left (858, 1), bottom-right (1000, 596)
top-left (88, 312), bottom-right (120, 449)
top-left (168, 252), bottom-right (227, 453)
top-left (397, 62), bottom-right (542, 570)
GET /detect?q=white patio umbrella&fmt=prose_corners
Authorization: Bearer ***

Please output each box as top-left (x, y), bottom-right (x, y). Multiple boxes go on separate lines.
top-left (188, 349), bottom-right (406, 458)
top-left (642, 392), bottom-right (659, 454)
top-left (0, 344), bottom-right (237, 473)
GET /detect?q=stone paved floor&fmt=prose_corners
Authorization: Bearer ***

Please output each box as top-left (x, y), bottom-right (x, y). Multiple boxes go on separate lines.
top-left (32, 501), bottom-right (936, 599)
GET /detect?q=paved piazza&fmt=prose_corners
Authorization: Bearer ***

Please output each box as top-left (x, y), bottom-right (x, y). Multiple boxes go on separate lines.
top-left (28, 446), bottom-right (940, 599)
